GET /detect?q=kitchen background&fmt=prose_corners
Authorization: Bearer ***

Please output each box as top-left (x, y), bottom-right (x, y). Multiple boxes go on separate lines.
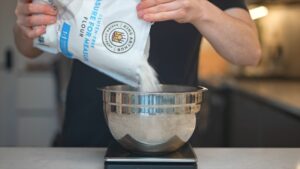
top-left (0, 0), bottom-right (299, 147)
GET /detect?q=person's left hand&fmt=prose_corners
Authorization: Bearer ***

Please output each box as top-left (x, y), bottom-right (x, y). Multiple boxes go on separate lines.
top-left (136, 0), bottom-right (204, 24)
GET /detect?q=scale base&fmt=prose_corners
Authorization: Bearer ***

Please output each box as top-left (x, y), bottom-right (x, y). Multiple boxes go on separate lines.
top-left (104, 141), bottom-right (197, 169)
top-left (105, 162), bottom-right (197, 169)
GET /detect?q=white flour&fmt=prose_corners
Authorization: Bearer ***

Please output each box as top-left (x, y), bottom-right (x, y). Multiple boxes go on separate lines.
top-left (108, 113), bottom-right (196, 145)
top-left (137, 64), bottom-right (161, 92)
top-left (137, 37), bottom-right (161, 92)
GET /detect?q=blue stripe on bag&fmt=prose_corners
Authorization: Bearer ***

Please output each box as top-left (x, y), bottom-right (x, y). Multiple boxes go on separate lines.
top-left (60, 23), bottom-right (73, 59)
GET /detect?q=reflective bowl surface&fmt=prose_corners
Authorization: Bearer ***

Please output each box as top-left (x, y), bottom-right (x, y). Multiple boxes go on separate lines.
top-left (102, 85), bottom-right (207, 154)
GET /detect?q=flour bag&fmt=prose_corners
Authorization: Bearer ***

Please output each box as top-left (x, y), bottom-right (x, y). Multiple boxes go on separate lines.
top-left (33, 0), bottom-right (160, 90)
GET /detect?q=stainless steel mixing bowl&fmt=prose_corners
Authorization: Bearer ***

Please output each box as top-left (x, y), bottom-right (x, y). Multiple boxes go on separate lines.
top-left (102, 85), bottom-right (207, 154)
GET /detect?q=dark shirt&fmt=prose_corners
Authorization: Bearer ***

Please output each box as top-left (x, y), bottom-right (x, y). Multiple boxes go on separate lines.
top-left (60, 0), bottom-right (247, 147)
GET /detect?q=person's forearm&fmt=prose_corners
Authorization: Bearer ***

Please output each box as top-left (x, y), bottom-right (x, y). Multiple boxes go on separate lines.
top-left (13, 24), bottom-right (43, 58)
top-left (192, 1), bottom-right (261, 66)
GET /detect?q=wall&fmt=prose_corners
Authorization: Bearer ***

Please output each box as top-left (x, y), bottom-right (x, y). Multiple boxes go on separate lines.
top-left (0, 0), bottom-right (59, 147)
top-left (198, 39), bottom-right (232, 79)
top-left (238, 4), bottom-right (300, 77)
top-left (199, 4), bottom-right (300, 79)
top-left (0, 0), bottom-right (18, 147)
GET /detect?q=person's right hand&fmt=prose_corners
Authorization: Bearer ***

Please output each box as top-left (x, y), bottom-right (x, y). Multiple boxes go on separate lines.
top-left (15, 0), bottom-right (57, 39)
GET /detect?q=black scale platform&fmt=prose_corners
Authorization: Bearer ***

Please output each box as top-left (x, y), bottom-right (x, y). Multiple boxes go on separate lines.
top-left (104, 141), bottom-right (198, 169)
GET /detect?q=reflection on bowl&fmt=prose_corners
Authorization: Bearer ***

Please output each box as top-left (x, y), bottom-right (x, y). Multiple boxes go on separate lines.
top-left (102, 85), bottom-right (207, 154)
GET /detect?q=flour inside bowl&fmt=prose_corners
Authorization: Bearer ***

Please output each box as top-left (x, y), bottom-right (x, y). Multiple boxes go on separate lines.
top-left (107, 113), bottom-right (196, 145)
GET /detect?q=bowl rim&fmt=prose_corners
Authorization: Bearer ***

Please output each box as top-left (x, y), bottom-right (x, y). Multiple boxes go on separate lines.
top-left (100, 84), bottom-right (208, 95)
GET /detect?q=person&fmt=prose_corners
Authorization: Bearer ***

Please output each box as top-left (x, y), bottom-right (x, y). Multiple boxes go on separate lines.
top-left (14, 0), bottom-right (261, 147)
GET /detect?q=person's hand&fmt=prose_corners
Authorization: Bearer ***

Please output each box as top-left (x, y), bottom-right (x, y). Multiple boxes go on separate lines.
top-left (15, 0), bottom-right (57, 39)
top-left (136, 0), bottom-right (205, 24)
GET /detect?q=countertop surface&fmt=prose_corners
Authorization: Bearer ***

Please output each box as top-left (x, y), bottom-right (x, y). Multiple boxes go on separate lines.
top-left (0, 148), bottom-right (299, 169)
top-left (232, 80), bottom-right (300, 114)
top-left (203, 78), bottom-right (300, 116)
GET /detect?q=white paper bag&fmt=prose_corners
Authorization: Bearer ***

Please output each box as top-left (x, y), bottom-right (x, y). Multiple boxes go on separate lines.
top-left (34, 0), bottom-right (156, 88)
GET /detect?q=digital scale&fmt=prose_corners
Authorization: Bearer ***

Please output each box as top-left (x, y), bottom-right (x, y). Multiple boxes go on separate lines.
top-left (104, 141), bottom-right (198, 169)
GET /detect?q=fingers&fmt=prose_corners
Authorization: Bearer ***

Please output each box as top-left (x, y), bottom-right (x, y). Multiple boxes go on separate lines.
top-left (15, 1), bottom-right (57, 27)
top-left (15, 1), bottom-right (57, 39)
top-left (16, 2), bottom-right (57, 16)
top-left (143, 9), bottom-right (187, 22)
top-left (17, 14), bottom-right (57, 27)
top-left (20, 25), bottom-right (46, 39)
top-left (137, 0), bottom-right (181, 18)
top-left (137, 0), bottom-right (174, 10)
top-left (16, 3), bottom-right (57, 16)
top-left (137, 0), bottom-right (194, 23)
top-left (19, 0), bottom-right (33, 3)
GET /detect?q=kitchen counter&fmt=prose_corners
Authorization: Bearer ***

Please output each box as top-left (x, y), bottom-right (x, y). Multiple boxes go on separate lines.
top-left (232, 79), bottom-right (300, 116)
top-left (199, 78), bottom-right (300, 147)
top-left (0, 148), bottom-right (299, 169)
top-left (202, 78), bottom-right (300, 117)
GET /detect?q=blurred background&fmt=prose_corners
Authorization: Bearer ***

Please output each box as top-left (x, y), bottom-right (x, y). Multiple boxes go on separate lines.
top-left (0, 0), bottom-right (299, 147)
